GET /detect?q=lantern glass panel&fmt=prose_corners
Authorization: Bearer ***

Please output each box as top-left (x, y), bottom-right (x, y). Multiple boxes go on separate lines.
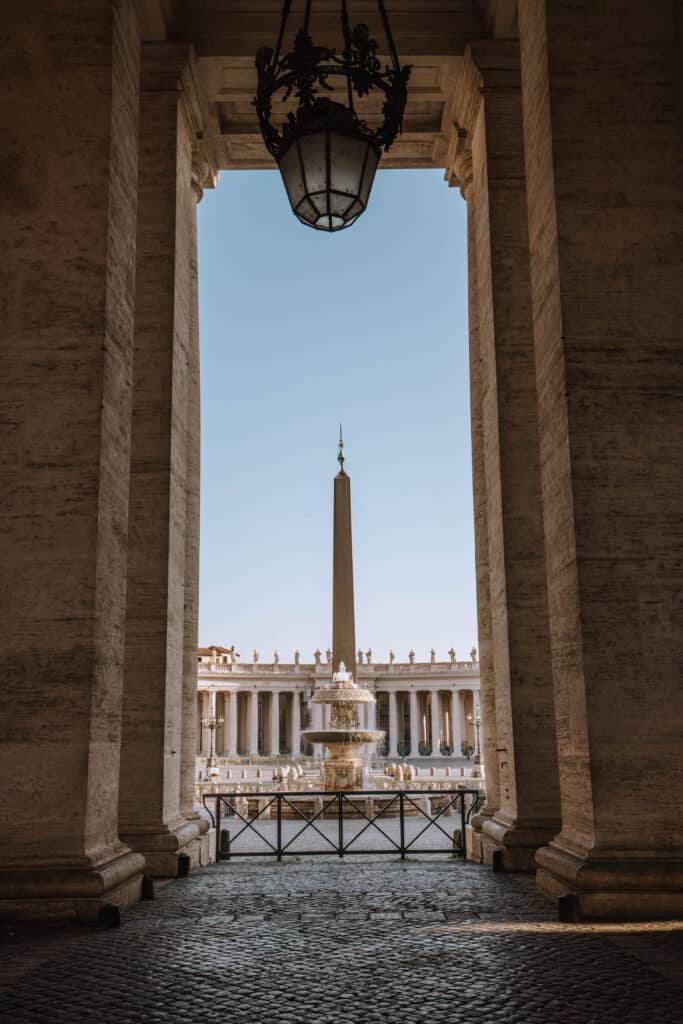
top-left (329, 132), bottom-right (367, 196)
top-left (298, 132), bottom-right (327, 195)
top-left (297, 197), bottom-right (318, 225)
top-left (360, 148), bottom-right (379, 206)
top-left (279, 144), bottom-right (306, 209)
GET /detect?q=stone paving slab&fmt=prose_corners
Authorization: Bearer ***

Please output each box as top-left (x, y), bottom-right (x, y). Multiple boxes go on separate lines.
top-left (1, 859), bottom-right (682, 1023)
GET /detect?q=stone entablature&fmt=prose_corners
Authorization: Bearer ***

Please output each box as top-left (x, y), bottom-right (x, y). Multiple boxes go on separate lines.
top-left (197, 646), bottom-right (482, 762)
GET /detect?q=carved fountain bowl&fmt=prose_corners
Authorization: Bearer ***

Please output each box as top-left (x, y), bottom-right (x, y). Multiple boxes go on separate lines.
top-left (300, 728), bottom-right (385, 745)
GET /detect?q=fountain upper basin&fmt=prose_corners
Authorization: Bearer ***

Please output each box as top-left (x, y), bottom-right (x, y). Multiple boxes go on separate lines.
top-left (300, 729), bottom-right (384, 745)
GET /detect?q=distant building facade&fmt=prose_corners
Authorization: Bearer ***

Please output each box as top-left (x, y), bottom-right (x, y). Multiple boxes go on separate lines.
top-left (197, 645), bottom-right (481, 762)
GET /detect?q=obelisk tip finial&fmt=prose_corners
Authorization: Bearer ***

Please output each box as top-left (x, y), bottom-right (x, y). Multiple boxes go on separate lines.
top-left (337, 423), bottom-right (345, 472)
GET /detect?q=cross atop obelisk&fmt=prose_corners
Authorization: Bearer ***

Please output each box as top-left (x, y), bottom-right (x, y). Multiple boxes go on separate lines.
top-left (332, 426), bottom-right (357, 680)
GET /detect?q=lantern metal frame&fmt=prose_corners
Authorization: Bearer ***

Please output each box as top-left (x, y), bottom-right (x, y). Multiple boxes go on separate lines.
top-left (254, 0), bottom-right (411, 231)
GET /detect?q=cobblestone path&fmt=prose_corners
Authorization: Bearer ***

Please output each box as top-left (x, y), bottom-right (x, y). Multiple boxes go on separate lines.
top-left (1, 859), bottom-right (682, 1023)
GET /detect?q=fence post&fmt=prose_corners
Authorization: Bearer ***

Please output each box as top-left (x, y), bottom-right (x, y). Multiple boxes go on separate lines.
top-left (277, 794), bottom-right (282, 862)
top-left (399, 791), bottom-right (406, 860)
top-left (338, 792), bottom-right (344, 858)
top-left (460, 793), bottom-right (467, 860)
top-left (216, 795), bottom-right (222, 862)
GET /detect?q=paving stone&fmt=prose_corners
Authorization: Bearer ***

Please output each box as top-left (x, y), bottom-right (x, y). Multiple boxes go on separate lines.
top-left (0, 859), bottom-right (681, 1023)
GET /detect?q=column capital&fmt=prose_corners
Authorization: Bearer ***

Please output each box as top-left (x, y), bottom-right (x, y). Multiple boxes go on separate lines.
top-left (140, 43), bottom-right (209, 152)
top-left (444, 124), bottom-right (473, 200)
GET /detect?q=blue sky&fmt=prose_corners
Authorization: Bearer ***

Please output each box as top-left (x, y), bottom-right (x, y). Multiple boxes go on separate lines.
top-left (197, 167), bottom-right (475, 663)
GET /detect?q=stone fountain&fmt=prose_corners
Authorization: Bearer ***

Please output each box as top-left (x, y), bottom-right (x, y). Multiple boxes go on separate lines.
top-left (301, 662), bottom-right (384, 790)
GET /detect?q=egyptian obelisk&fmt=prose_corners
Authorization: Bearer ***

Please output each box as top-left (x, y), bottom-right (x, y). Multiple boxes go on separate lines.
top-left (332, 427), bottom-right (357, 680)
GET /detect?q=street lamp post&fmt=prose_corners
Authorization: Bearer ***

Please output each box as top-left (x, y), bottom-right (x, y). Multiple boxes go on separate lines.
top-left (202, 705), bottom-right (224, 781)
top-left (467, 705), bottom-right (482, 778)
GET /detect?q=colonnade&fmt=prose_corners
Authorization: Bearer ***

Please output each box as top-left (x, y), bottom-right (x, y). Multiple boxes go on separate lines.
top-left (376, 689), bottom-right (479, 758)
top-left (198, 690), bottom-right (303, 758)
top-left (1, 1), bottom-right (680, 923)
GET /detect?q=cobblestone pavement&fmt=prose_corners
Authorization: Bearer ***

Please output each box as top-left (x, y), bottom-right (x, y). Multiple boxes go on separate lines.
top-left (1, 859), bottom-right (682, 1024)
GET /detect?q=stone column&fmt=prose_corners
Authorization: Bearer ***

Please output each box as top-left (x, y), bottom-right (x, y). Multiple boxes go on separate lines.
top-left (227, 691), bottom-right (238, 757)
top-left (430, 691), bottom-right (442, 756)
top-left (248, 692), bottom-right (260, 756)
top-left (291, 692), bottom-right (301, 756)
top-left (519, 0), bottom-right (683, 918)
top-left (312, 701), bottom-right (323, 760)
top-left (451, 691), bottom-right (463, 755)
top-left (200, 692), bottom-right (210, 755)
top-left (118, 44), bottom-right (204, 877)
top-left (367, 695), bottom-right (377, 732)
top-left (270, 692), bottom-right (280, 756)
top-left (447, 131), bottom-right (500, 824)
top-left (388, 691), bottom-right (399, 757)
top-left (180, 155), bottom-right (213, 837)
top-left (409, 691), bottom-right (420, 756)
top-left (0, 0), bottom-right (145, 922)
top-left (454, 42), bottom-right (561, 870)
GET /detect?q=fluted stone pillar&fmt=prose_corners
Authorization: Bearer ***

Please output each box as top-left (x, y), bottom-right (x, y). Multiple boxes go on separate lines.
top-left (227, 691), bottom-right (238, 757)
top-left (519, 0), bottom-right (683, 918)
top-left (248, 692), bottom-right (259, 756)
top-left (388, 692), bottom-right (399, 757)
top-left (409, 691), bottom-right (420, 756)
top-left (0, 0), bottom-right (145, 922)
top-left (367, 695), bottom-right (377, 732)
top-left (451, 691), bottom-right (463, 756)
top-left (430, 691), bottom-right (441, 756)
top-left (453, 42), bottom-right (562, 870)
top-left (118, 44), bottom-right (205, 876)
top-left (447, 132), bottom-right (500, 825)
top-left (270, 692), bottom-right (280, 756)
top-left (291, 693), bottom-right (301, 756)
top-left (180, 156), bottom-right (213, 848)
top-left (312, 701), bottom-right (323, 760)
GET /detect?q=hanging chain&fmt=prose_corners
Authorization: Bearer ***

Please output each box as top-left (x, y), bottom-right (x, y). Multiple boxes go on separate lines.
top-left (377, 0), bottom-right (401, 71)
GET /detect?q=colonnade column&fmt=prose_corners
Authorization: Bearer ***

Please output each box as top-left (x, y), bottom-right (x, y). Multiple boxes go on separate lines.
top-left (291, 693), bottom-right (301, 756)
top-left (270, 692), bottom-right (280, 756)
top-left (227, 691), bottom-right (238, 757)
top-left (519, 0), bottom-right (683, 918)
top-left (453, 42), bottom-right (561, 870)
top-left (312, 701), bottom-right (323, 760)
top-left (409, 691), bottom-right (420, 756)
top-left (248, 692), bottom-right (260, 756)
top-left (118, 44), bottom-right (204, 877)
top-left (0, 0), bottom-right (145, 922)
top-left (180, 154), bottom-right (214, 841)
top-left (367, 694), bottom-right (377, 732)
top-left (447, 129), bottom-right (500, 827)
top-left (430, 691), bottom-right (442, 756)
top-left (451, 691), bottom-right (463, 756)
top-left (388, 692), bottom-right (398, 757)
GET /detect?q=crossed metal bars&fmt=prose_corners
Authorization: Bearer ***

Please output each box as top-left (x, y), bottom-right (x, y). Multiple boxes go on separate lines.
top-left (202, 788), bottom-right (484, 862)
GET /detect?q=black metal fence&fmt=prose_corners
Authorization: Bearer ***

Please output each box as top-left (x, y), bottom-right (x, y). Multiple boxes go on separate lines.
top-left (202, 788), bottom-right (484, 862)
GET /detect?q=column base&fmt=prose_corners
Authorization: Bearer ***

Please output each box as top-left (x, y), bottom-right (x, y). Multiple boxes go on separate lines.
top-left (481, 816), bottom-right (560, 872)
top-left (0, 845), bottom-right (145, 924)
top-left (467, 805), bottom-right (496, 863)
top-left (120, 819), bottom-right (201, 878)
top-left (536, 840), bottom-right (683, 921)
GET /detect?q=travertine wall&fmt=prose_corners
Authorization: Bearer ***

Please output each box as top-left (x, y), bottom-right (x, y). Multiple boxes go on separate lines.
top-left (519, 0), bottom-right (683, 911)
top-left (118, 44), bottom-right (200, 873)
top-left (463, 42), bottom-right (561, 867)
top-left (180, 162), bottom-right (205, 823)
top-left (0, 0), bottom-right (144, 909)
top-left (450, 138), bottom-right (501, 822)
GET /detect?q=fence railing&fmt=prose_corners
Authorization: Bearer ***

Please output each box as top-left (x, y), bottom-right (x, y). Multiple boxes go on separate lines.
top-left (202, 788), bottom-right (484, 862)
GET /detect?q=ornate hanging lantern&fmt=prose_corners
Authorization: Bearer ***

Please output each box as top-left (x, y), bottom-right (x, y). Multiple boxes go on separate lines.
top-left (254, 1), bottom-right (411, 232)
